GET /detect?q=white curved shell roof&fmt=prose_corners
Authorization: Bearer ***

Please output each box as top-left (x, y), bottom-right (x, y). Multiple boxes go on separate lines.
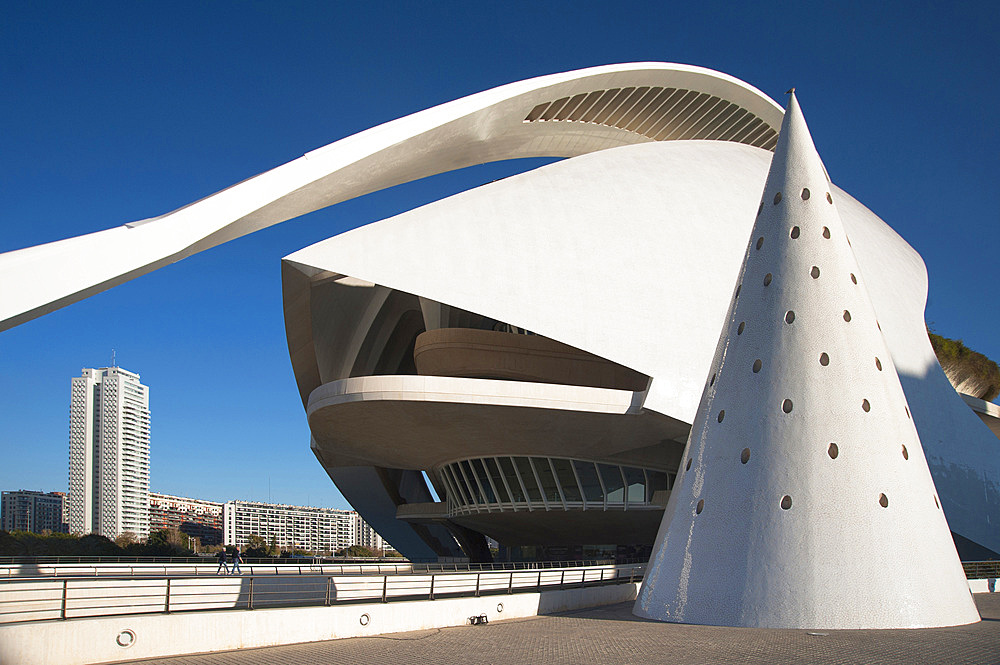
top-left (284, 139), bottom-right (1000, 555)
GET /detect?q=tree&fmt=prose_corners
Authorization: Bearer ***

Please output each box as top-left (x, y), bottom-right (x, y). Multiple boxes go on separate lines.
top-left (244, 534), bottom-right (269, 558)
top-left (114, 531), bottom-right (137, 548)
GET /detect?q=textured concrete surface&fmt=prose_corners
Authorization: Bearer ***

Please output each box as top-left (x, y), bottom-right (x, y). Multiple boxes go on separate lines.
top-left (118, 594), bottom-right (1000, 665)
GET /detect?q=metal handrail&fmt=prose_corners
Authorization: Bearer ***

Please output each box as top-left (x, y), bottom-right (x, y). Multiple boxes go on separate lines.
top-left (0, 563), bottom-right (645, 625)
top-left (963, 560), bottom-right (1000, 579)
top-left (0, 557), bottom-right (637, 579)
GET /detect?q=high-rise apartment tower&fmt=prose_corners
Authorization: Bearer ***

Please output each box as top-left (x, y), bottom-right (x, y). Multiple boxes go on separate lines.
top-left (68, 366), bottom-right (150, 539)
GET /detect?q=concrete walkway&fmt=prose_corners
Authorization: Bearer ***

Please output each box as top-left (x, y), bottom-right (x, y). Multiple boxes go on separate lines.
top-left (120, 594), bottom-right (1000, 665)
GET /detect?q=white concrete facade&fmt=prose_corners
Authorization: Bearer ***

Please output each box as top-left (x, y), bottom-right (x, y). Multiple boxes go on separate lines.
top-left (68, 367), bottom-right (150, 539)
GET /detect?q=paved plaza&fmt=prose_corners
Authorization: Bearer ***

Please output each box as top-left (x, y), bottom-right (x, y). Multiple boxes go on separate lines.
top-left (120, 594), bottom-right (1000, 665)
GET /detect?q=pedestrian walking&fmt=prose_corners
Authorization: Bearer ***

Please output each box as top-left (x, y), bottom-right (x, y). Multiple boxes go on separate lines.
top-left (216, 548), bottom-right (228, 575)
top-left (231, 547), bottom-right (242, 575)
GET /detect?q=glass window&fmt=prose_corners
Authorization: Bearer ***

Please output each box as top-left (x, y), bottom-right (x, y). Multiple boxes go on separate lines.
top-left (498, 457), bottom-right (525, 502)
top-left (448, 464), bottom-right (473, 506)
top-left (646, 470), bottom-right (669, 501)
top-left (483, 458), bottom-right (510, 503)
top-left (551, 458), bottom-right (581, 502)
top-left (474, 459), bottom-right (498, 503)
top-left (533, 458), bottom-right (562, 503)
top-left (460, 460), bottom-right (484, 503)
top-left (514, 457), bottom-right (541, 502)
top-left (624, 467), bottom-right (645, 503)
top-left (599, 464), bottom-right (625, 504)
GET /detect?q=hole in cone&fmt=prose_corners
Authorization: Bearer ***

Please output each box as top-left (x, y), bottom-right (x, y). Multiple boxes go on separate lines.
top-left (753, 359), bottom-right (762, 373)
top-left (826, 192), bottom-right (833, 204)
top-left (737, 321), bottom-right (745, 335)
top-left (801, 188), bottom-right (811, 200)
top-left (785, 311), bottom-right (795, 324)
top-left (756, 236), bottom-right (764, 250)
top-left (686, 458), bottom-right (692, 471)
top-left (850, 273), bottom-right (857, 285)
top-left (782, 399), bottom-right (793, 413)
top-left (781, 495), bottom-right (792, 510)
top-left (879, 493), bottom-right (889, 508)
top-left (696, 499), bottom-right (705, 514)
top-left (843, 310), bottom-right (852, 322)
top-left (862, 399), bottom-right (871, 412)
top-left (819, 352), bottom-right (830, 366)
top-left (828, 443), bottom-right (839, 459)
top-left (764, 273), bottom-right (772, 286)
top-left (790, 226), bottom-right (800, 239)
top-left (902, 444), bottom-right (909, 460)
top-left (875, 357), bottom-right (882, 371)
top-left (773, 192), bottom-right (782, 204)
top-left (741, 448), bottom-right (751, 464)
top-left (717, 410), bottom-right (725, 423)
top-left (822, 227), bottom-right (831, 239)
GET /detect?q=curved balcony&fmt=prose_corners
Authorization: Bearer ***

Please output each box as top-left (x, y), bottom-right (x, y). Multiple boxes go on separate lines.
top-left (413, 328), bottom-right (649, 391)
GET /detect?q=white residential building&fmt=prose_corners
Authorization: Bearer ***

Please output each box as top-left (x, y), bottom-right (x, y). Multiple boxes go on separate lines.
top-left (354, 512), bottom-right (389, 552)
top-left (68, 366), bottom-right (150, 539)
top-left (223, 501), bottom-right (356, 553)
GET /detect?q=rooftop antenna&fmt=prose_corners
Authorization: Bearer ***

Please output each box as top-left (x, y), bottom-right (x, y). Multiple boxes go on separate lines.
top-left (110, 349), bottom-right (116, 368)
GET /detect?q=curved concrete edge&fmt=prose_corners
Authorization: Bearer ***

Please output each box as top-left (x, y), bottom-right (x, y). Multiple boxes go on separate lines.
top-left (0, 582), bottom-right (640, 665)
top-left (306, 375), bottom-right (643, 417)
top-left (0, 63), bottom-right (782, 331)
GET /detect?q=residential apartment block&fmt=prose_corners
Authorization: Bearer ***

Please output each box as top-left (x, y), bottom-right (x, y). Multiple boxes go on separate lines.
top-left (68, 366), bottom-right (150, 539)
top-left (223, 500), bottom-right (386, 553)
top-left (149, 492), bottom-right (223, 546)
top-left (0, 490), bottom-right (67, 533)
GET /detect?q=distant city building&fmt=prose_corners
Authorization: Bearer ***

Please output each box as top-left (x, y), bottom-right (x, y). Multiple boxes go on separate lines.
top-left (223, 500), bottom-right (388, 554)
top-left (0, 490), bottom-right (67, 533)
top-left (149, 492), bottom-right (223, 546)
top-left (354, 512), bottom-right (392, 552)
top-left (68, 366), bottom-right (151, 539)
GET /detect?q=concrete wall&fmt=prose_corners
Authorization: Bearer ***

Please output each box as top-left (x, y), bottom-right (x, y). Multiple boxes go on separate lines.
top-left (0, 582), bottom-right (639, 665)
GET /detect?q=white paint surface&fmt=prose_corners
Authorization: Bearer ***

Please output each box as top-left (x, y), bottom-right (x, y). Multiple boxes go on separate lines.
top-left (634, 94), bottom-right (979, 629)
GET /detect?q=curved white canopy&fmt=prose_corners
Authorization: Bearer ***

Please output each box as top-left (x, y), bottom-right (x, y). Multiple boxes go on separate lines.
top-left (0, 63), bottom-right (782, 331)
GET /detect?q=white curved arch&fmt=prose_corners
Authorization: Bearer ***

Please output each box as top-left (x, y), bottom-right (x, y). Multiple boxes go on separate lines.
top-left (0, 63), bottom-right (782, 331)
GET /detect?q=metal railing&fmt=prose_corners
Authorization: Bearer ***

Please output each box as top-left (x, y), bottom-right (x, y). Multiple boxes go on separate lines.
top-left (0, 558), bottom-right (630, 579)
top-left (963, 560), bottom-right (1000, 579)
top-left (0, 563), bottom-right (644, 625)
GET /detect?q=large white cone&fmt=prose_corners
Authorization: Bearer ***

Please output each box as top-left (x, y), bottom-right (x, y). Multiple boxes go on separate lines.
top-left (633, 92), bottom-right (980, 629)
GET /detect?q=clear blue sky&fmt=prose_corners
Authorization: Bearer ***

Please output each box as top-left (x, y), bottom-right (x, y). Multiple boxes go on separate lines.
top-left (1, 1), bottom-right (997, 509)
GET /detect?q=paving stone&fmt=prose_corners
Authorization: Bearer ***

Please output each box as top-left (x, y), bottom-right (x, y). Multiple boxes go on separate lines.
top-left (120, 594), bottom-right (1000, 665)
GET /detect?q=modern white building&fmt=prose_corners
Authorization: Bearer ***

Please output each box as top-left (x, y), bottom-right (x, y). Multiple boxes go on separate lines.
top-left (68, 367), bottom-right (151, 539)
top-left (2, 63), bottom-right (999, 573)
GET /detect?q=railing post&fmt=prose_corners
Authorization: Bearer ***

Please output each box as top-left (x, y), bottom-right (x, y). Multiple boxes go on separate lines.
top-left (581, 569), bottom-right (586, 588)
top-left (429, 574), bottom-right (435, 600)
top-left (165, 578), bottom-right (171, 614)
top-left (537, 570), bottom-right (542, 591)
top-left (325, 577), bottom-right (332, 606)
top-left (60, 579), bottom-right (68, 620)
top-left (629, 567), bottom-right (635, 584)
top-left (382, 575), bottom-right (388, 603)
top-left (475, 573), bottom-right (481, 597)
top-left (600, 568), bottom-right (605, 585)
top-left (560, 570), bottom-right (565, 589)
top-left (247, 577), bottom-right (254, 610)
top-left (508, 571), bottom-right (513, 594)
